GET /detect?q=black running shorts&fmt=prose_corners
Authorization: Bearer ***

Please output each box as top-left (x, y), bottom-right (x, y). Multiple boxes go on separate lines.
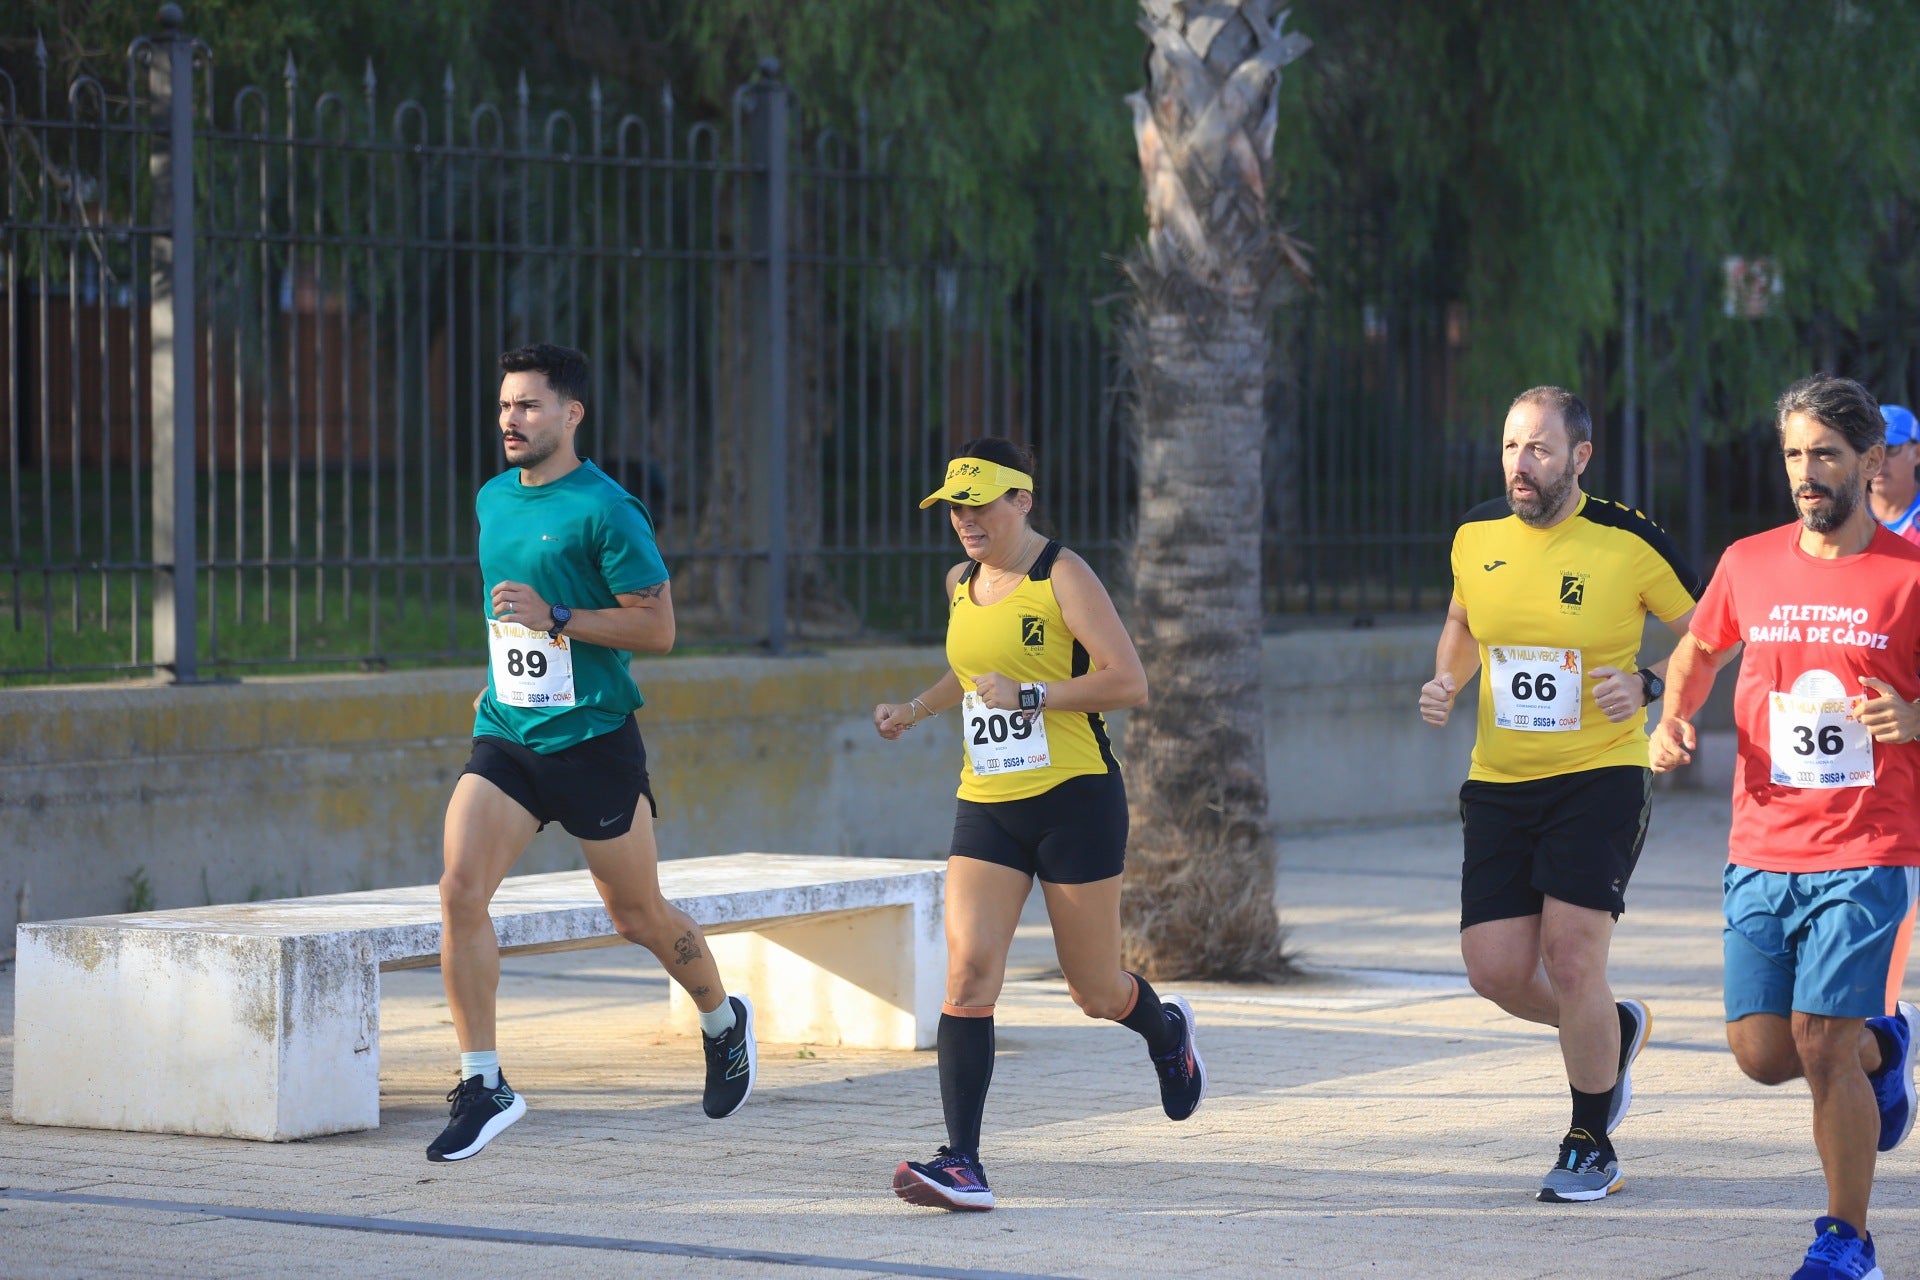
top-left (949, 770), bottom-right (1128, 885)
top-left (1458, 765), bottom-right (1651, 928)
top-left (460, 716), bottom-right (658, 840)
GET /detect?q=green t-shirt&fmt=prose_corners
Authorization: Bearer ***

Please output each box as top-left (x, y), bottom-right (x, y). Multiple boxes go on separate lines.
top-left (471, 459), bottom-right (669, 754)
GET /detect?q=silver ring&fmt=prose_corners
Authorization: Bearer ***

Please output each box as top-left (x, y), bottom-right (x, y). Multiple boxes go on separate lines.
top-left (506, 603), bottom-right (515, 613)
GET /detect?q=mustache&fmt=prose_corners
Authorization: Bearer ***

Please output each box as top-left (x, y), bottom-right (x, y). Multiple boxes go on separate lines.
top-left (1796, 483), bottom-right (1834, 500)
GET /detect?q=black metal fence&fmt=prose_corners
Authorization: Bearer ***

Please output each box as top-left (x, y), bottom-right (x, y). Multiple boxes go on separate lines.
top-left (1, 13), bottom-right (1127, 679)
top-left (0, 12), bottom-right (1809, 682)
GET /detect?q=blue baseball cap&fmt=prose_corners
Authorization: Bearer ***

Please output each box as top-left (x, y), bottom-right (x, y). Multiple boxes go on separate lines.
top-left (1883, 404), bottom-right (1918, 447)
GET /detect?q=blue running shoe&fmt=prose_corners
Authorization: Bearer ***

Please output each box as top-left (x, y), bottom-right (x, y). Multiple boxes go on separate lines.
top-left (1790, 1217), bottom-right (1882, 1280)
top-left (894, 1146), bottom-right (994, 1211)
top-left (1152, 995), bottom-right (1207, 1121)
top-left (1866, 1001), bottom-right (1916, 1153)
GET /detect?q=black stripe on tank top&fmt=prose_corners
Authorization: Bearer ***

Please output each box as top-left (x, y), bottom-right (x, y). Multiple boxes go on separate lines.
top-left (1032, 541), bottom-right (1118, 773)
top-left (1071, 636), bottom-right (1120, 773)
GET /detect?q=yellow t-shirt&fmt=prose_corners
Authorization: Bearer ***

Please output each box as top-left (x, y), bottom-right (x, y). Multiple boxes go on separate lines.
top-left (1451, 494), bottom-right (1698, 783)
top-left (944, 541), bottom-right (1119, 802)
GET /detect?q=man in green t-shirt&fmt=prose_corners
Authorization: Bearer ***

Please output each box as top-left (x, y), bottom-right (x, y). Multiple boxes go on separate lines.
top-left (428, 343), bottom-right (756, 1163)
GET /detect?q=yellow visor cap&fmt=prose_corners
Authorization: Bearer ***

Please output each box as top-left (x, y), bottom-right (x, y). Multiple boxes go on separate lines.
top-left (918, 458), bottom-right (1035, 509)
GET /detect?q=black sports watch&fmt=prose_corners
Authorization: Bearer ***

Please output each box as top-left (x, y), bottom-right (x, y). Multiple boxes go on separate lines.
top-left (1638, 669), bottom-right (1664, 704)
top-left (548, 604), bottom-right (572, 639)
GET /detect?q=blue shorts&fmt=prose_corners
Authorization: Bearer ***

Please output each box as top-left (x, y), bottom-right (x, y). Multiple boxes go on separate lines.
top-left (1723, 864), bottom-right (1919, 1021)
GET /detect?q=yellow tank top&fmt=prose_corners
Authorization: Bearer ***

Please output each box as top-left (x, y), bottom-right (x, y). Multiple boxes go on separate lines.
top-left (945, 540), bottom-right (1119, 802)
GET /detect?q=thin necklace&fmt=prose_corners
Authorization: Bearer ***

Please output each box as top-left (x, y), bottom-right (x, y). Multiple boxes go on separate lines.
top-left (979, 529), bottom-right (1042, 596)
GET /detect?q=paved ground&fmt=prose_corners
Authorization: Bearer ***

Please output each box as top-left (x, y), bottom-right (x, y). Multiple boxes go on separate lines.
top-left (5, 790), bottom-right (1918, 1278)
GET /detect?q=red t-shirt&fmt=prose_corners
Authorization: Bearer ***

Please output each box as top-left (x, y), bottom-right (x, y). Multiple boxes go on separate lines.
top-left (1691, 522), bottom-right (1920, 872)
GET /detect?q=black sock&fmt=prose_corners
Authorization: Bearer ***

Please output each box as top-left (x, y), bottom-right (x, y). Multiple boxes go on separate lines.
top-left (1615, 1003), bottom-right (1638, 1072)
top-left (1570, 1085), bottom-right (1612, 1146)
top-left (1871, 1025), bottom-right (1898, 1077)
top-left (937, 1013), bottom-right (994, 1157)
top-left (1118, 972), bottom-right (1180, 1057)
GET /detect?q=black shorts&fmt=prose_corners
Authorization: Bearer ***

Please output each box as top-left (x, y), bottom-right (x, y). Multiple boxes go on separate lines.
top-left (460, 717), bottom-right (658, 841)
top-left (949, 770), bottom-right (1128, 885)
top-left (1459, 765), bottom-right (1651, 928)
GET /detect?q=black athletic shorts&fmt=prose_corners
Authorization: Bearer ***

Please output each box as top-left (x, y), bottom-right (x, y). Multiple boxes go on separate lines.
top-left (1458, 765), bottom-right (1651, 928)
top-left (949, 770), bottom-right (1128, 885)
top-left (460, 716), bottom-right (657, 840)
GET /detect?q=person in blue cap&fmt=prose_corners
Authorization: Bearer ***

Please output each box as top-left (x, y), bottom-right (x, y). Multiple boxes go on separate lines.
top-left (1869, 404), bottom-right (1920, 545)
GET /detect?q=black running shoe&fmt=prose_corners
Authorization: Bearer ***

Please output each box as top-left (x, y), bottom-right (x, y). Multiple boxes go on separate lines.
top-left (701, 994), bottom-right (757, 1119)
top-left (426, 1072), bottom-right (526, 1163)
top-left (894, 1146), bottom-right (995, 1211)
top-left (1152, 995), bottom-right (1207, 1121)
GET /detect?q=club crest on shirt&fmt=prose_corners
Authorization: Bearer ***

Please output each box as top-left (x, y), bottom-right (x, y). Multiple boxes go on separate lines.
top-left (1020, 615), bottom-right (1046, 648)
top-left (1559, 572), bottom-right (1589, 613)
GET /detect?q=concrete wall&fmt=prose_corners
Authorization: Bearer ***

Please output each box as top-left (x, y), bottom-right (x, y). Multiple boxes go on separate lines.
top-left (2, 622), bottom-right (1728, 930)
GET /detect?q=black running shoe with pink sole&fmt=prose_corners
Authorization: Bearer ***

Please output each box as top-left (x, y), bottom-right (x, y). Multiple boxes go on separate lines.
top-left (894, 1147), bottom-right (995, 1211)
top-left (1153, 995), bottom-right (1207, 1121)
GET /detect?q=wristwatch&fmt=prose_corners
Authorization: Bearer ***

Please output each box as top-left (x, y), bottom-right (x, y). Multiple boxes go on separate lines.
top-left (1638, 669), bottom-right (1664, 704)
top-left (548, 604), bottom-right (572, 639)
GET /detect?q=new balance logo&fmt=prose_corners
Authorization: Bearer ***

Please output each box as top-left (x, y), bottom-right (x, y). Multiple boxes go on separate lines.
top-left (726, 1045), bottom-right (751, 1080)
top-left (492, 1089), bottom-right (516, 1110)
top-left (1483, 560), bottom-right (1507, 571)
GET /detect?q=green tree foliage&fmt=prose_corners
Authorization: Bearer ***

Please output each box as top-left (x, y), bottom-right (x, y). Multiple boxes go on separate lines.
top-left (3, 0), bottom-right (485, 100)
top-left (7, 1), bottom-right (1146, 266)
top-left (1276, 1), bottom-right (1920, 435)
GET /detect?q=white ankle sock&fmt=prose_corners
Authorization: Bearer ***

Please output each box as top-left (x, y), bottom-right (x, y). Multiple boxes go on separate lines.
top-left (698, 998), bottom-right (737, 1039)
top-left (460, 1050), bottom-right (500, 1088)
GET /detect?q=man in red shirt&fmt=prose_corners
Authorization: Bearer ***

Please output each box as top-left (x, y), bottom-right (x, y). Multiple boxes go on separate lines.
top-left (1653, 374), bottom-right (1920, 1280)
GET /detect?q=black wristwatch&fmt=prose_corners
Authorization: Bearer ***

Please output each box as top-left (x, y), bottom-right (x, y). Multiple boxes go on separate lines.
top-left (548, 604), bottom-right (572, 639)
top-left (1638, 669), bottom-right (1664, 704)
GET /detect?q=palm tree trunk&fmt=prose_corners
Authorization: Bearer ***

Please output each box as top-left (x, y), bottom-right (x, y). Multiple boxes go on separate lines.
top-left (1120, 0), bottom-right (1309, 981)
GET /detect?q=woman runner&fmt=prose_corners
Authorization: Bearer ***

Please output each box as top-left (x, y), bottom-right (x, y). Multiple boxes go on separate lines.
top-left (873, 438), bottom-right (1205, 1211)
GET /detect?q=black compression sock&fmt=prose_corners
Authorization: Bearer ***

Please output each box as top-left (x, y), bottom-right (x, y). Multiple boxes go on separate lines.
top-left (937, 1013), bottom-right (995, 1157)
top-left (1570, 1086), bottom-right (1613, 1147)
top-left (1118, 972), bottom-right (1180, 1057)
top-left (1871, 1024), bottom-right (1898, 1076)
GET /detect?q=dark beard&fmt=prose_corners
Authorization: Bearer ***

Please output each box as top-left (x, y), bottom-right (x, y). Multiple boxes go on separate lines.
top-left (1797, 475), bottom-right (1861, 533)
top-left (1507, 464), bottom-right (1578, 528)
top-left (505, 433), bottom-right (560, 470)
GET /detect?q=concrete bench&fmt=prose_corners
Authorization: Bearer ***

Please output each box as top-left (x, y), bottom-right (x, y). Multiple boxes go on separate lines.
top-left (11, 853), bottom-right (945, 1142)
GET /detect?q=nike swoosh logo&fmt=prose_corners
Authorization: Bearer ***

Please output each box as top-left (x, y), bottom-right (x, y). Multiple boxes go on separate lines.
top-left (1483, 560), bottom-right (1507, 571)
top-left (599, 814), bottom-right (624, 827)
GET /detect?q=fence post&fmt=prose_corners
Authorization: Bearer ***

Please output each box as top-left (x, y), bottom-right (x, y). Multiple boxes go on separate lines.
top-left (746, 60), bottom-right (789, 654)
top-left (148, 3), bottom-right (200, 682)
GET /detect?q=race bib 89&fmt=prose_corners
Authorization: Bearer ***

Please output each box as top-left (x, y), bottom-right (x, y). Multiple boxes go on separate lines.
top-left (488, 616), bottom-right (576, 708)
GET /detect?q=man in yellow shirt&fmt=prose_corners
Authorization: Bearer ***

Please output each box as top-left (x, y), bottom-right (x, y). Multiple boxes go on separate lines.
top-left (1419, 386), bottom-right (1698, 1202)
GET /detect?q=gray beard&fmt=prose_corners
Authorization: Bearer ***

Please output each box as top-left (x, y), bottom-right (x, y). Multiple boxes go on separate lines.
top-left (1798, 475), bottom-right (1862, 533)
top-left (1508, 465), bottom-right (1578, 528)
